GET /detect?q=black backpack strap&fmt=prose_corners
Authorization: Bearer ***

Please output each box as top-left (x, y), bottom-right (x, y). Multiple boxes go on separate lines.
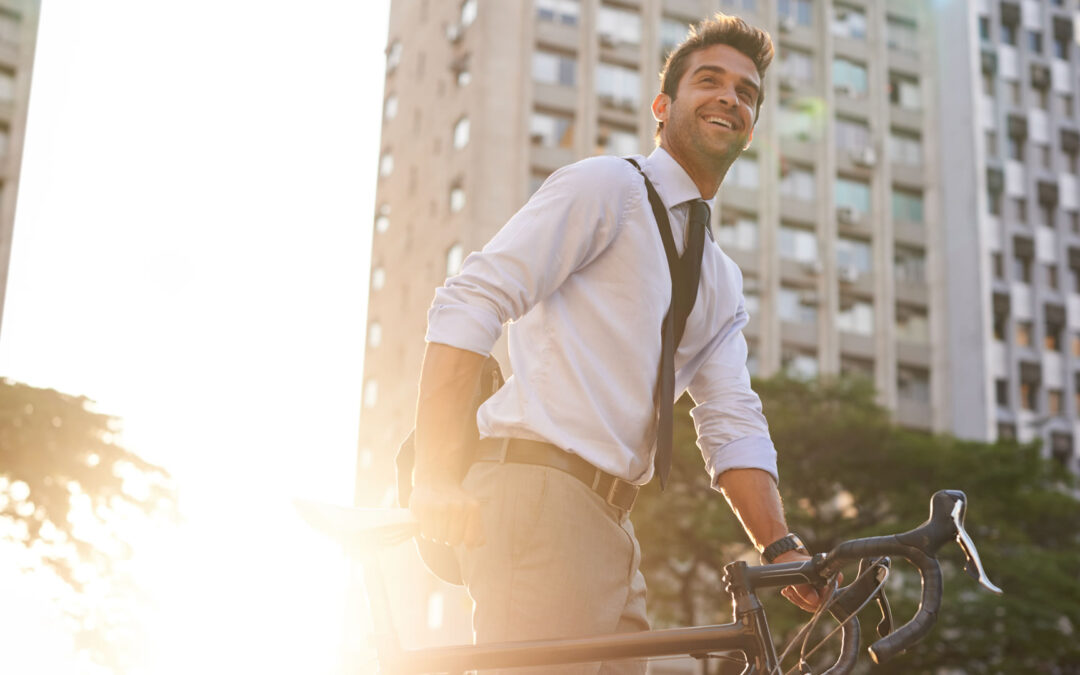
top-left (624, 157), bottom-right (691, 346)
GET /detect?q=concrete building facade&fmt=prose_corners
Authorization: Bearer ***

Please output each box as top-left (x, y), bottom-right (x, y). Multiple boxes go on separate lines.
top-left (0, 0), bottom-right (40, 338)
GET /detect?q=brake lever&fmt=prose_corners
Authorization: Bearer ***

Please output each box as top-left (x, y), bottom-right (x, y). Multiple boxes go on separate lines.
top-left (858, 558), bottom-right (894, 638)
top-left (950, 498), bottom-right (1003, 595)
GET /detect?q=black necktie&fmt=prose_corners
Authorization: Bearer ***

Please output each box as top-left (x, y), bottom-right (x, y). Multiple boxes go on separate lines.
top-left (655, 199), bottom-right (710, 489)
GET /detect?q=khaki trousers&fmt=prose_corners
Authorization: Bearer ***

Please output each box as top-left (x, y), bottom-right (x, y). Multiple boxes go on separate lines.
top-left (457, 461), bottom-right (650, 674)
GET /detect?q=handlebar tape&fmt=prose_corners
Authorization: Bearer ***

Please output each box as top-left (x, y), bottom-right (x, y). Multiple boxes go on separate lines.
top-left (823, 536), bottom-right (944, 664)
top-left (822, 608), bottom-right (861, 675)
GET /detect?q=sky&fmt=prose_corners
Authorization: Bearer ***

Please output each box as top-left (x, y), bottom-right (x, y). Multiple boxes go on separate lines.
top-left (0, 0), bottom-right (390, 672)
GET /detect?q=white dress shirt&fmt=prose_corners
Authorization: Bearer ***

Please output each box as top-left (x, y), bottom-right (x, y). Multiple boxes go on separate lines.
top-left (426, 147), bottom-right (777, 487)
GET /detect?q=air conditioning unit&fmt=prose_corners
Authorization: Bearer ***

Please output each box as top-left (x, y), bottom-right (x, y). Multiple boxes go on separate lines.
top-left (838, 265), bottom-right (860, 283)
top-left (802, 260), bottom-right (824, 275)
top-left (852, 147), bottom-right (877, 167)
top-left (446, 23), bottom-right (463, 43)
top-left (530, 132), bottom-right (546, 145)
top-left (779, 16), bottom-right (796, 33)
top-left (834, 83), bottom-right (855, 97)
top-left (598, 93), bottom-right (616, 106)
top-left (837, 206), bottom-right (857, 224)
top-left (600, 33), bottom-right (619, 47)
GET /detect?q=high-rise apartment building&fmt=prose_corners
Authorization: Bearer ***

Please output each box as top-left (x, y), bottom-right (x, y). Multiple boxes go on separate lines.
top-left (938, 0), bottom-right (1080, 472)
top-left (0, 0), bottom-right (40, 337)
top-left (353, 0), bottom-right (1080, 661)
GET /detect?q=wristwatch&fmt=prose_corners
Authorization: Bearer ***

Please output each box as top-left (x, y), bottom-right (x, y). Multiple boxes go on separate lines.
top-left (761, 533), bottom-right (809, 563)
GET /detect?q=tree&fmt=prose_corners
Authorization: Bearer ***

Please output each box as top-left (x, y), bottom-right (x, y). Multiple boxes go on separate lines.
top-left (634, 375), bottom-right (1080, 674)
top-left (0, 378), bottom-right (177, 672)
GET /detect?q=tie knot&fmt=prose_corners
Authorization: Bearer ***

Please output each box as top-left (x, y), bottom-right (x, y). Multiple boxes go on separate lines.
top-left (689, 200), bottom-right (710, 228)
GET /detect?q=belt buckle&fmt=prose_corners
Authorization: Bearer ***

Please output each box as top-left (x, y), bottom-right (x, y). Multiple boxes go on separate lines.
top-left (606, 478), bottom-right (638, 511)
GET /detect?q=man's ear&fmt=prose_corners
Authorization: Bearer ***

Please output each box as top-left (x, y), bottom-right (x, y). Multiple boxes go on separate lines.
top-left (651, 92), bottom-right (670, 125)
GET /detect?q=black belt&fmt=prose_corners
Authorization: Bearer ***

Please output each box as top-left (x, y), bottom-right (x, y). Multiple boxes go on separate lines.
top-left (476, 438), bottom-right (639, 512)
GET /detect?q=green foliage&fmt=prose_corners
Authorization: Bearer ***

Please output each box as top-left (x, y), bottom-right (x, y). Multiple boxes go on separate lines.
top-left (0, 378), bottom-right (177, 672)
top-left (635, 374), bottom-right (1080, 674)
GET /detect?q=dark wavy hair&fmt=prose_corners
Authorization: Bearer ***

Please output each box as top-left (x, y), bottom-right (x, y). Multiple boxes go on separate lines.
top-left (656, 12), bottom-right (774, 140)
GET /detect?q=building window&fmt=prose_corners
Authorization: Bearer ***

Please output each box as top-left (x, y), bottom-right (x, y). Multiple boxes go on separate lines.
top-left (782, 349), bottom-right (819, 379)
top-left (779, 0), bottom-right (813, 27)
top-left (892, 188), bottom-right (924, 224)
top-left (1048, 389), bottom-right (1063, 415)
top-left (374, 204), bottom-right (390, 233)
top-left (379, 151), bottom-right (394, 177)
top-left (777, 102), bottom-right (813, 141)
top-left (536, 0), bottom-right (580, 25)
top-left (889, 72), bottom-right (921, 109)
top-left (1001, 23), bottom-right (1016, 45)
top-left (453, 117), bottom-right (470, 149)
top-left (1062, 94), bottom-right (1075, 118)
top-left (1009, 81), bottom-right (1022, 105)
top-left (1054, 34), bottom-right (1070, 60)
top-left (727, 154), bottom-right (759, 190)
top-left (837, 236), bottom-right (872, 274)
top-left (831, 3), bottom-right (865, 39)
top-left (887, 15), bottom-right (918, 52)
top-left (1046, 318), bottom-right (1063, 351)
top-left (778, 286), bottom-right (818, 325)
top-left (778, 163), bottom-right (815, 200)
top-left (988, 190), bottom-right (1002, 216)
top-left (371, 266), bottom-right (386, 290)
top-left (999, 422), bottom-right (1017, 440)
top-left (1015, 254), bottom-right (1032, 283)
top-left (836, 117), bottom-right (871, 152)
top-left (363, 379), bottom-right (379, 408)
top-left (449, 185), bottom-right (466, 213)
top-left (446, 243), bottom-right (465, 276)
top-left (459, 0), bottom-right (478, 27)
top-left (1028, 30), bottom-right (1042, 54)
top-left (1016, 321), bottom-right (1032, 347)
top-left (386, 40), bottom-right (403, 73)
top-left (368, 322), bottom-right (383, 348)
top-left (889, 129), bottom-right (923, 166)
top-left (596, 62), bottom-right (640, 108)
top-left (835, 177), bottom-right (871, 214)
top-left (833, 58), bottom-right (868, 97)
top-left (1020, 382), bottom-right (1037, 411)
top-left (778, 46), bottom-right (814, 87)
top-left (717, 212), bottom-right (759, 250)
top-left (778, 223), bottom-right (818, 263)
top-left (1015, 197), bottom-right (1028, 222)
top-left (1047, 264), bottom-right (1060, 290)
top-left (894, 246), bottom-right (926, 283)
top-left (995, 379), bottom-right (1009, 406)
top-left (979, 16), bottom-right (991, 42)
top-left (533, 49), bottom-right (576, 86)
top-left (660, 17), bottom-right (690, 57)
top-left (895, 305), bottom-right (929, 343)
top-left (531, 110), bottom-right (574, 148)
top-left (597, 4), bottom-right (641, 46)
top-left (837, 298), bottom-right (874, 336)
top-left (992, 252), bottom-right (1004, 279)
top-left (597, 123), bottom-right (638, 155)
top-left (993, 310), bottom-right (1007, 341)
top-left (985, 130), bottom-right (998, 157)
top-left (897, 367), bottom-right (930, 403)
top-left (384, 95), bottom-right (398, 121)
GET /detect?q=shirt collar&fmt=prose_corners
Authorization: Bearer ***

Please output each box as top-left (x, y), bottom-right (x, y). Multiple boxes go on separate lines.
top-left (641, 146), bottom-right (718, 212)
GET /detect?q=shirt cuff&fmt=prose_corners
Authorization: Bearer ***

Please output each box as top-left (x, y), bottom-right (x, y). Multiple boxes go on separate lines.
top-left (704, 436), bottom-right (779, 489)
top-left (426, 303), bottom-right (503, 356)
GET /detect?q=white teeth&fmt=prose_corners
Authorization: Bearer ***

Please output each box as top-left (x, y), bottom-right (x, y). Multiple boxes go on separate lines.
top-left (706, 117), bottom-right (734, 129)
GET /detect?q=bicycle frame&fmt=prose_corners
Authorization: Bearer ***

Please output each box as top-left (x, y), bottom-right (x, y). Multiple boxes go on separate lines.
top-left (363, 549), bottom-right (824, 674)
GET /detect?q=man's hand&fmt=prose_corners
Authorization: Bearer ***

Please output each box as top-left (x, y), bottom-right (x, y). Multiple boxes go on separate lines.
top-left (773, 550), bottom-right (835, 613)
top-left (409, 477), bottom-right (485, 549)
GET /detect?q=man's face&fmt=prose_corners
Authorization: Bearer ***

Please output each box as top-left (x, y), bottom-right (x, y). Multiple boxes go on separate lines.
top-left (653, 44), bottom-right (760, 169)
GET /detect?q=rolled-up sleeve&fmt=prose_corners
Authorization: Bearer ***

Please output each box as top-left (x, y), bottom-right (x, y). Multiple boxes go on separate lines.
top-left (686, 274), bottom-right (777, 488)
top-left (426, 157), bottom-right (638, 355)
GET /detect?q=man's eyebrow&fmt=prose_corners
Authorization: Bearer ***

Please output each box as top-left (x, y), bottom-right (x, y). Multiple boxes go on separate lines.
top-left (691, 64), bottom-right (760, 95)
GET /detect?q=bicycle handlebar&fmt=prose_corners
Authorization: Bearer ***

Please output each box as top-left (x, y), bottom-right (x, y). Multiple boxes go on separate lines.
top-left (818, 490), bottom-right (1001, 664)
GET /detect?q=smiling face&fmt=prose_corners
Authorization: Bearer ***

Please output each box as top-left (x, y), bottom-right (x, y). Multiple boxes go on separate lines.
top-left (652, 43), bottom-right (760, 189)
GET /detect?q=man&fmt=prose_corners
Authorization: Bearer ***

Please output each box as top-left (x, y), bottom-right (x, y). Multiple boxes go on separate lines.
top-left (410, 12), bottom-right (819, 672)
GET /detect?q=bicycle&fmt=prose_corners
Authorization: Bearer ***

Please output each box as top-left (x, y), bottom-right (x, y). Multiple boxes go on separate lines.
top-left (298, 489), bottom-right (1002, 674)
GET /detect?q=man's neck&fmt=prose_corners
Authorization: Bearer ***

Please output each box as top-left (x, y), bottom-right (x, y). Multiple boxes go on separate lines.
top-left (658, 141), bottom-right (733, 199)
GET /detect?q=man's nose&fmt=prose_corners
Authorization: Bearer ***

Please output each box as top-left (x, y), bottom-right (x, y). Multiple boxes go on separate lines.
top-left (715, 83), bottom-right (738, 106)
